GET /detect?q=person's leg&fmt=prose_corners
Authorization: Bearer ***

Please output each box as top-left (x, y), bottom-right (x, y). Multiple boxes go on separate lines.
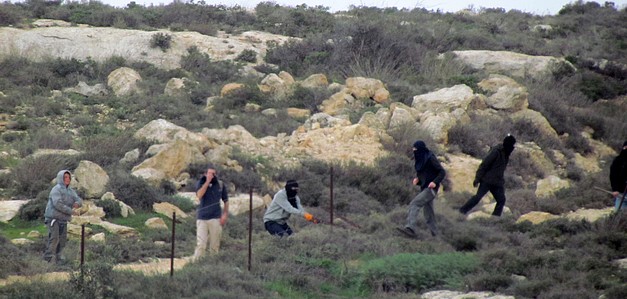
top-left (265, 221), bottom-right (292, 237)
top-left (43, 220), bottom-right (60, 263)
top-left (459, 183), bottom-right (491, 214)
top-left (491, 185), bottom-right (507, 216)
top-left (207, 219), bottom-right (223, 254)
top-left (56, 222), bottom-right (67, 263)
top-left (405, 189), bottom-right (434, 232)
top-left (193, 219), bottom-right (210, 260)
top-left (423, 197), bottom-right (437, 236)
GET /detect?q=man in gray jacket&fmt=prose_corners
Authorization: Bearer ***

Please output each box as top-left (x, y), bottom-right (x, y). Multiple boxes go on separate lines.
top-left (263, 180), bottom-right (318, 237)
top-left (44, 170), bottom-right (83, 264)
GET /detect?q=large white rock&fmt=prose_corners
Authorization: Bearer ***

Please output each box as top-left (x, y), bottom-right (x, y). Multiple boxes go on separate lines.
top-left (535, 175), bottom-right (570, 198)
top-left (451, 50), bottom-right (576, 79)
top-left (0, 200), bottom-right (30, 222)
top-left (107, 67), bottom-right (142, 97)
top-left (73, 160), bottom-right (109, 199)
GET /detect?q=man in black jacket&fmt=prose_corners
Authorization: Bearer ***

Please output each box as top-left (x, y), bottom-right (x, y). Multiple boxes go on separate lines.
top-left (459, 135), bottom-right (516, 217)
top-left (397, 140), bottom-right (446, 238)
top-left (609, 140), bottom-right (627, 211)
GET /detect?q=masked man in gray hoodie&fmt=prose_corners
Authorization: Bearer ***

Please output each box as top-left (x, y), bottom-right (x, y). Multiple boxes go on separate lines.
top-left (43, 170), bottom-right (83, 264)
top-left (263, 180), bottom-right (318, 237)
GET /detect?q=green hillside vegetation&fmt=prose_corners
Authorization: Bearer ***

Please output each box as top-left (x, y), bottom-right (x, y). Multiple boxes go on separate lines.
top-left (0, 1), bottom-right (626, 298)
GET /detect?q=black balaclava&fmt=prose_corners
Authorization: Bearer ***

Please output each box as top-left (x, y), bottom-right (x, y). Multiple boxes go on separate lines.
top-left (285, 180), bottom-right (299, 208)
top-left (413, 140), bottom-right (432, 172)
top-left (503, 134), bottom-right (516, 156)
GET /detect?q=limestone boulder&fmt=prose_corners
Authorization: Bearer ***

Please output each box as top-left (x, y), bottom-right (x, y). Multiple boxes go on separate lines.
top-left (120, 148), bottom-right (140, 164)
top-left (388, 105), bottom-right (417, 132)
top-left (11, 238), bottom-right (34, 246)
top-left (358, 110), bottom-right (388, 131)
top-left (134, 118), bottom-right (213, 152)
top-left (442, 154), bottom-right (481, 194)
top-left (76, 200), bottom-right (106, 219)
top-left (63, 81), bottom-right (109, 97)
top-left (451, 50), bottom-right (576, 79)
top-left (258, 73), bottom-right (290, 97)
top-left (565, 208), bottom-right (614, 223)
top-left (535, 175), bottom-right (570, 198)
top-left (278, 71), bottom-right (295, 85)
top-left (68, 223), bottom-right (92, 237)
top-left (300, 74), bottom-right (328, 89)
top-left (0, 26), bottom-right (296, 70)
top-left (345, 77), bottom-right (389, 103)
top-left (412, 84), bottom-right (478, 114)
top-left (73, 160), bottom-right (109, 198)
top-left (107, 67), bottom-right (142, 97)
top-left (132, 140), bottom-right (205, 183)
top-left (145, 217), bottom-right (168, 230)
top-left (27, 231), bottom-right (41, 238)
top-left (131, 168), bottom-right (166, 186)
top-left (286, 108), bottom-right (311, 119)
top-left (153, 202), bottom-right (188, 219)
top-left (220, 83), bottom-right (244, 97)
top-left (510, 109), bottom-right (559, 140)
top-left (94, 221), bottom-right (138, 237)
top-left (318, 91), bottom-right (358, 116)
top-left (478, 75), bottom-right (528, 111)
top-left (0, 200), bottom-right (30, 222)
top-left (228, 193), bottom-right (266, 216)
top-left (90, 232), bottom-right (105, 242)
top-left (516, 211), bottom-right (560, 224)
top-left (164, 78), bottom-right (186, 96)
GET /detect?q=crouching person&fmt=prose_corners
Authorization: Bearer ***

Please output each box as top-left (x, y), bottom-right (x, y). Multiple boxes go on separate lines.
top-left (263, 180), bottom-right (318, 237)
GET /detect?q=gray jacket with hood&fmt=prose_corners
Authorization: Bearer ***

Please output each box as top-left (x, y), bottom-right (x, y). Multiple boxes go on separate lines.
top-left (44, 170), bottom-right (83, 223)
top-left (263, 189), bottom-right (305, 225)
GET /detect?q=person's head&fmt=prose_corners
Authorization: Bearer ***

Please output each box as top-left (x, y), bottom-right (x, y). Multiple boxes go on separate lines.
top-left (412, 140), bottom-right (427, 152)
top-left (63, 171), bottom-right (71, 187)
top-left (56, 170), bottom-right (71, 187)
top-left (205, 163), bottom-right (217, 183)
top-left (285, 180), bottom-right (299, 198)
top-left (503, 134), bottom-right (516, 155)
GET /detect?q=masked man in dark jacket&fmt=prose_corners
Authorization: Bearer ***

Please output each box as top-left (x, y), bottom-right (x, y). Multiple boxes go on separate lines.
top-left (459, 135), bottom-right (516, 217)
top-left (43, 170), bottom-right (83, 264)
top-left (609, 140), bottom-right (627, 211)
top-left (193, 164), bottom-right (228, 260)
top-left (397, 140), bottom-right (446, 238)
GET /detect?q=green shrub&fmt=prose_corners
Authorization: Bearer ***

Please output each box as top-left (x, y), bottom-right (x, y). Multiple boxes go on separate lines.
top-left (18, 190), bottom-right (49, 221)
top-left (106, 171), bottom-right (162, 211)
top-left (355, 252), bottom-right (478, 292)
top-left (69, 261), bottom-right (117, 298)
top-left (235, 49), bottom-right (257, 63)
top-left (96, 198), bottom-right (122, 219)
top-left (165, 195), bottom-right (195, 213)
top-left (12, 154), bottom-right (80, 198)
top-left (150, 32), bottom-right (172, 52)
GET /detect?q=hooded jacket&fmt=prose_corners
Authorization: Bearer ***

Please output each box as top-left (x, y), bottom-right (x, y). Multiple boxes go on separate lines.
top-left (44, 170), bottom-right (83, 223)
top-left (610, 148), bottom-right (627, 193)
top-left (263, 189), bottom-right (305, 225)
top-left (475, 144), bottom-right (511, 186)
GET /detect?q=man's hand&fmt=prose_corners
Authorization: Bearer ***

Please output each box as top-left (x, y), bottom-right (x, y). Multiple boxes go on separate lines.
top-left (612, 191), bottom-right (619, 197)
top-left (428, 182), bottom-right (436, 189)
top-left (220, 213), bottom-right (228, 226)
top-left (412, 178), bottom-right (419, 186)
top-left (473, 179), bottom-right (479, 188)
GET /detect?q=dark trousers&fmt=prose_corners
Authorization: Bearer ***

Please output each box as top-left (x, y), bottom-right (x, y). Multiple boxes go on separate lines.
top-left (264, 221), bottom-right (293, 237)
top-left (43, 219), bottom-right (67, 263)
top-left (460, 182), bottom-right (507, 216)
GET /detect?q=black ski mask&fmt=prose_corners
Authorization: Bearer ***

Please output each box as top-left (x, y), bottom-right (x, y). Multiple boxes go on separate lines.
top-left (285, 180), bottom-right (299, 208)
top-left (503, 134), bottom-right (516, 156)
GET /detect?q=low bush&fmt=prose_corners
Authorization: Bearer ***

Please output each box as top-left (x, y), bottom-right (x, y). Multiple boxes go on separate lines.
top-left (149, 32), bottom-right (172, 52)
top-left (235, 49), bottom-right (257, 63)
top-left (355, 252), bottom-right (478, 293)
top-left (106, 171), bottom-right (162, 211)
top-left (96, 198), bottom-right (121, 219)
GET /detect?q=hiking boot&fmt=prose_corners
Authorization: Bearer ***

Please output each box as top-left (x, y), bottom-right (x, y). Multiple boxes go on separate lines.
top-left (396, 227), bottom-right (417, 239)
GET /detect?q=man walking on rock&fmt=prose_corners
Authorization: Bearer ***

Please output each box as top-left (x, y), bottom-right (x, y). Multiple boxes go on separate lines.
top-left (459, 134), bottom-right (516, 217)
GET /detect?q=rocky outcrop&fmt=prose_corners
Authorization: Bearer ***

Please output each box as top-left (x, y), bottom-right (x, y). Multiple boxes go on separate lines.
top-left (451, 50), bottom-right (576, 79)
top-left (0, 24), bottom-right (295, 70)
top-left (107, 67), bottom-right (142, 97)
top-left (0, 200), bottom-right (30, 222)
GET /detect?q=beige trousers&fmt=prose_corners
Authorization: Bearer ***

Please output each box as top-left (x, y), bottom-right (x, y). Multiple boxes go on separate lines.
top-left (193, 219), bottom-right (222, 260)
